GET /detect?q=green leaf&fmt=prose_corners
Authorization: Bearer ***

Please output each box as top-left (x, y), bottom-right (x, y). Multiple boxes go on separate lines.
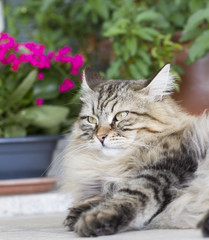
top-left (106, 59), bottom-right (123, 79)
top-left (180, 28), bottom-right (203, 42)
top-left (135, 10), bottom-right (163, 23)
top-left (4, 125), bottom-right (26, 138)
top-left (113, 42), bottom-right (121, 56)
top-left (67, 91), bottom-right (82, 117)
top-left (6, 69), bottom-right (38, 108)
top-left (132, 27), bottom-right (158, 41)
top-left (121, 46), bottom-right (130, 62)
top-left (19, 105), bottom-right (69, 129)
top-left (135, 59), bottom-right (149, 78)
top-left (138, 50), bottom-right (151, 65)
top-left (184, 8), bottom-right (209, 33)
top-left (125, 37), bottom-right (138, 56)
top-left (103, 18), bottom-right (130, 37)
top-left (188, 30), bottom-right (209, 63)
top-left (170, 12), bottom-right (185, 28)
top-left (33, 78), bottom-right (59, 100)
top-left (103, 26), bottom-right (126, 37)
top-left (40, 0), bottom-right (56, 12)
top-left (128, 64), bottom-right (142, 79)
top-left (180, 28), bottom-right (202, 42)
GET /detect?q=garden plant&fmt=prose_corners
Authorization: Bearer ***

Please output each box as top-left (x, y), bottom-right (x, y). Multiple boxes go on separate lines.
top-left (0, 32), bottom-right (83, 137)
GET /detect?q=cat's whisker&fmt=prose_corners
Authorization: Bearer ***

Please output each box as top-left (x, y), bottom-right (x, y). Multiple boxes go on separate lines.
top-left (66, 144), bottom-right (90, 155)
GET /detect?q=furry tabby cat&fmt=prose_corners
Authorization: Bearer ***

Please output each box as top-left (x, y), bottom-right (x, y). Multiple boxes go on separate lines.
top-left (62, 64), bottom-right (209, 237)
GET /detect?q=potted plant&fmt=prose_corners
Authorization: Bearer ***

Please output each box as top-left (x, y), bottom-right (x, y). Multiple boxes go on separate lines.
top-left (0, 32), bottom-right (83, 180)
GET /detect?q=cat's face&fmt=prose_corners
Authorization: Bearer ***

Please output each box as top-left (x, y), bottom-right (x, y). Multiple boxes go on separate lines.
top-left (76, 65), bottom-right (175, 157)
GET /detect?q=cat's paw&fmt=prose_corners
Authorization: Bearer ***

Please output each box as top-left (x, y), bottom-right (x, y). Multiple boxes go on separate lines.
top-left (64, 207), bottom-right (83, 231)
top-left (74, 209), bottom-right (121, 237)
top-left (64, 197), bottom-right (103, 231)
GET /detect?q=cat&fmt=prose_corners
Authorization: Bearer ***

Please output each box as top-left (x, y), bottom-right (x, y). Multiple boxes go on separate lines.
top-left (62, 64), bottom-right (209, 237)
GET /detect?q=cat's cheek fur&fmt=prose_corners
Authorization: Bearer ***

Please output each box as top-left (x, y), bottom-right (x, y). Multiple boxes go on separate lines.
top-left (92, 137), bottom-right (103, 150)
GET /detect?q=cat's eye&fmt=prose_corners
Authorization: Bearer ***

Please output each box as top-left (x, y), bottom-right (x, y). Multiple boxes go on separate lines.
top-left (87, 116), bottom-right (97, 124)
top-left (115, 111), bottom-right (129, 121)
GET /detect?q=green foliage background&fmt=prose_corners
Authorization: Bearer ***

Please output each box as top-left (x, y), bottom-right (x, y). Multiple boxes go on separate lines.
top-left (2, 0), bottom-right (209, 137)
top-left (6, 0), bottom-right (209, 81)
top-left (5, 0), bottom-right (209, 81)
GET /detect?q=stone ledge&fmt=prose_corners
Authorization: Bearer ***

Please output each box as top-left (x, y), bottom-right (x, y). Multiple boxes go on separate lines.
top-left (0, 192), bottom-right (72, 217)
top-left (0, 213), bottom-right (203, 240)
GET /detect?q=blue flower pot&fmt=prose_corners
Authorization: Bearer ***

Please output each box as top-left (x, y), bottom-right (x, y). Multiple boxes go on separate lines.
top-left (0, 135), bottom-right (61, 180)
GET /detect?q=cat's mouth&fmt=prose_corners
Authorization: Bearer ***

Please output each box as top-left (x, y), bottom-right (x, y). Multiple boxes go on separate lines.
top-left (101, 142), bottom-right (122, 149)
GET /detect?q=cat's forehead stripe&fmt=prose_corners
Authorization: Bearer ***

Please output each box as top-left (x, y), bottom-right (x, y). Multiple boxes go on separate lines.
top-left (98, 85), bottom-right (117, 111)
top-left (97, 81), bottom-right (129, 112)
top-left (99, 85), bottom-right (117, 110)
top-left (111, 100), bottom-right (118, 112)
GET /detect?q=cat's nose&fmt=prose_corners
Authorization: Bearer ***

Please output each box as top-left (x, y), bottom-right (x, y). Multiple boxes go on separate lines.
top-left (97, 134), bottom-right (107, 144)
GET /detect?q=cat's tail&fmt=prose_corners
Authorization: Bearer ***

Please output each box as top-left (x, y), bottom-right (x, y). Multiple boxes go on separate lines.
top-left (198, 211), bottom-right (209, 237)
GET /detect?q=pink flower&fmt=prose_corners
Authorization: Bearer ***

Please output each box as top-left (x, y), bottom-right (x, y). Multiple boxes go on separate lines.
top-left (0, 34), bottom-right (16, 64)
top-left (0, 33), bottom-right (15, 49)
top-left (38, 55), bottom-right (47, 68)
top-left (0, 50), bottom-right (7, 63)
top-left (57, 46), bottom-right (71, 56)
top-left (55, 55), bottom-right (72, 63)
top-left (0, 32), bottom-right (83, 93)
top-left (4, 53), bottom-right (17, 64)
top-left (37, 72), bottom-right (44, 80)
top-left (59, 78), bottom-right (75, 93)
top-left (0, 32), bottom-right (10, 40)
top-left (70, 55), bottom-right (84, 75)
top-left (36, 98), bottom-right (44, 106)
top-left (19, 53), bottom-right (31, 63)
top-left (11, 59), bottom-right (21, 71)
top-left (47, 51), bottom-right (55, 61)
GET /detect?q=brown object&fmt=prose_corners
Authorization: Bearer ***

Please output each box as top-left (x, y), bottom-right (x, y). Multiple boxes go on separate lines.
top-left (0, 177), bottom-right (57, 196)
top-left (173, 34), bottom-right (209, 115)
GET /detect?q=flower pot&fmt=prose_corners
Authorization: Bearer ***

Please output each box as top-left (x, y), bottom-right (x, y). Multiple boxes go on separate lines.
top-left (173, 49), bottom-right (209, 115)
top-left (172, 32), bottom-right (209, 115)
top-left (0, 135), bottom-right (61, 180)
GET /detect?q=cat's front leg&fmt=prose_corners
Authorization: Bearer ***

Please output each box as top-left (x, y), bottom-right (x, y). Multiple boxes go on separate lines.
top-left (74, 192), bottom-right (139, 237)
top-left (74, 170), bottom-right (175, 237)
top-left (64, 196), bottom-right (103, 231)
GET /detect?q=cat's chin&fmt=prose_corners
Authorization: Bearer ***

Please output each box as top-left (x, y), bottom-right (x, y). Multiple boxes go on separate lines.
top-left (100, 146), bottom-right (125, 157)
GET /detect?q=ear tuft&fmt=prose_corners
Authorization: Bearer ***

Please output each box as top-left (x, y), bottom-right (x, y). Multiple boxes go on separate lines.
top-left (82, 67), bottom-right (106, 91)
top-left (144, 64), bottom-right (175, 101)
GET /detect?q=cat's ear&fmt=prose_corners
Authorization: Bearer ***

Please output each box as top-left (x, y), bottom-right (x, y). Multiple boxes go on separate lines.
top-left (143, 64), bottom-right (175, 101)
top-left (82, 67), bottom-right (107, 91)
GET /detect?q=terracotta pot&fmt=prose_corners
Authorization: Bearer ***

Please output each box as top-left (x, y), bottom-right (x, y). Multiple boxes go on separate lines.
top-left (173, 49), bottom-right (209, 115)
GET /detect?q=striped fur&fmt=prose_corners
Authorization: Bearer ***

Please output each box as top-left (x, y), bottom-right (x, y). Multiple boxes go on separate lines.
top-left (62, 66), bottom-right (209, 237)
